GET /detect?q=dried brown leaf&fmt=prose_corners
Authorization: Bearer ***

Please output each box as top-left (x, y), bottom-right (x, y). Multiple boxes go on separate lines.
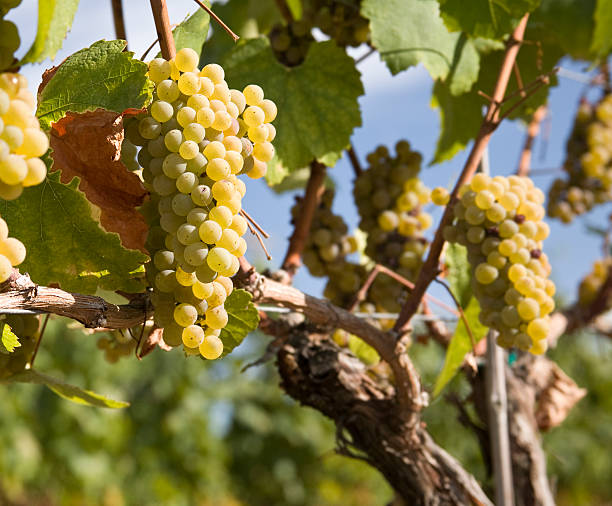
top-left (50, 109), bottom-right (148, 252)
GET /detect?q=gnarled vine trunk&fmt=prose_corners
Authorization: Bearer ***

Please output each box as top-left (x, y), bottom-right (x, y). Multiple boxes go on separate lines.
top-left (276, 327), bottom-right (493, 506)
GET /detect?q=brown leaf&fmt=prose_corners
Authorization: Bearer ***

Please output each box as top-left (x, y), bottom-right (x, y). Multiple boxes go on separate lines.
top-left (50, 109), bottom-right (148, 252)
top-left (138, 326), bottom-right (170, 358)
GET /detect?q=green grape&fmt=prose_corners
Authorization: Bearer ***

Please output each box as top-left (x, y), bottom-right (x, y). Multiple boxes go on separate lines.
top-left (157, 79), bottom-right (180, 102)
top-left (174, 303), bottom-right (198, 327)
top-left (182, 324), bottom-right (204, 347)
top-left (199, 334), bottom-right (223, 359)
top-left (207, 247), bottom-right (232, 272)
top-left (176, 223), bottom-right (199, 245)
top-left (151, 100), bottom-right (174, 123)
top-left (199, 220), bottom-right (222, 244)
top-left (176, 172), bottom-right (198, 194)
top-left (183, 241), bottom-right (208, 266)
top-left (517, 298), bottom-right (539, 321)
top-left (205, 305), bottom-right (228, 329)
top-left (475, 263), bottom-right (498, 284)
top-left (153, 250), bottom-right (175, 270)
top-left (208, 206), bottom-right (233, 228)
top-left (179, 140), bottom-right (199, 160)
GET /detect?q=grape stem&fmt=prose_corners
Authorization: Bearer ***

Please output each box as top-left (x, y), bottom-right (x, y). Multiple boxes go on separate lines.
top-left (27, 314), bottom-right (50, 370)
top-left (191, 0), bottom-right (240, 42)
top-left (517, 105), bottom-right (547, 176)
top-left (240, 209), bottom-right (270, 238)
top-left (274, 0), bottom-right (294, 23)
top-left (149, 0), bottom-right (176, 59)
top-left (243, 213), bottom-right (272, 260)
top-left (346, 145), bottom-right (362, 177)
top-left (394, 14), bottom-right (531, 334)
top-left (281, 160), bottom-right (327, 278)
top-left (111, 0), bottom-right (128, 45)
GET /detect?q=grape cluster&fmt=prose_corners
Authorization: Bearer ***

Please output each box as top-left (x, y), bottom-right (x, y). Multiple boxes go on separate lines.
top-left (439, 173), bottom-right (556, 354)
top-left (578, 257), bottom-right (612, 307)
top-left (548, 96), bottom-right (612, 222)
top-left (0, 215), bottom-right (25, 282)
top-left (97, 329), bottom-right (137, 363)
top-left (0, 72), bottom-right (49, 199)
top-left (352, 142), bottom-right (432, 311)
top-left (306, 0), bottom-right (369, 47)
top-left (128, 48), bottom-right (276, 360)
top-left (0, 314), bottom-right (39, 379)
top-left (291, 188), bottom-right (355, 277)
top-left (269, 19), bottom-right (315, 67)
top-left (0, 1), bottom-right (21, 70)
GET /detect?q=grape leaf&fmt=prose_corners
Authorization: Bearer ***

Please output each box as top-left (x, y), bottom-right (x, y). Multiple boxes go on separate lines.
top-left (591, 0), bottom-right (612, 57)
top-left (0, 168), bottom-right (147, 295)
top-left (533, 0), bottom-right (596, 60)
top-left (20, 0), bottom-right (80, 64)
top-left (0, 323), bottom-right (20, 354)
top-left (222, 38), bottom-right (364, 171)
top-left (433, 297), bottom-right (488, 396)
top-left (7, 370), bottom-right (129, 408)
top-left (219, 289), bottom-right (259, 357)
top-left (431, 80), bottom-right (483, 164)
top-left (157, 6), bottom-right (210, 58)
top-left (37, 40), bottom-right (153, 129)
top-left (362, 0), bottom-right (480, 95)
top-left (200, 0), bottom-right (282, 66)
top-left (438, 0), bottom-right (539, 40)
top-left (445, 243), bottom-right (472, 308)
top-left (265, 156), bottom-right (289, 186)
top-left (50, 109), bottom-right (148, 252)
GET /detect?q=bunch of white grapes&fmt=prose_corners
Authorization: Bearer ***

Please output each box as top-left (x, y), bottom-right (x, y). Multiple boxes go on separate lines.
top-left (548, 95), bottom-right (612, 222)
top-left (97, 329), bottom-right (138, 363)
top-left (439, 173), bottom-right (555, 354)
top-left (128, 48), bottom-right (276, 360)
top-left (578, 257), bottom-right (612, 307)
top-left (292, 188), bottom-right (356, 277)
top-left (0, 72), bottom-right (49, 199)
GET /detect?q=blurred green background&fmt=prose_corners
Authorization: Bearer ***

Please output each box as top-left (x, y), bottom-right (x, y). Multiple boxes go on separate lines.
top-left (0, 319), bottom-right (610, 505)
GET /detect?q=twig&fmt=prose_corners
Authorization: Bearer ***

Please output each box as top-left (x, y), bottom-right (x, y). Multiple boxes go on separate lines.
top-left (191, 0), bottom-right (239, 42)
top-left (140, 38), bottom-right (159, 60)
top-left (243, 215), bottom-right (272, 260)
top-left (240, 209), bottom-right (270, 238)
top-left (513, 61), bottom-right (525, 97)
top-left (356, 47), bottom-right (376, 65)
top-left (497, 72), bottom-right (555, 123)
top-left (149, 0), bottom-right (176, 60)
top-left (281, 161), bottom-right (326, 277)
top-left (485, 330), bottom-right (515, 506)
top-left (394, 15), bottom-right (530, 333)
top-left (348, 264), bottom-right (381, 312)
top-left (111, 0), bottom-right (128, 44)
top-left (517, 105), bottom-right (547, 176)
top-left (28, 314), bottom-right (50, 369)
top-left (346, 146), bottom-right (363, 177)
top-left (274, 0), bottom-right (294, 23)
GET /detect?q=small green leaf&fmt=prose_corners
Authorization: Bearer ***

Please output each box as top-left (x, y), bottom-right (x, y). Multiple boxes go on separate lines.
top-left (8, 370), bottom-right (129, 408)
top-left (438, 0), bottom-right (539, 40)
top-left (591, 0), bottom-right (612, 57)
top-left (222, 38), bottom-right (364, 171)
top-left (446, 243), bottom-right (472, 308)
top-left (20, 0), bottom-right (80, 64)
top-left (433, 297), bottom-right (488, 396)
top-left (1, 168), bottom-right (147, 294)
top-left (0, 323), bottom-right (20, 354)
top-left (219, 289), bottom-right (260, 357)
top-left (265, 156), bottom-right (290, 186)
top-left (286, 0), bottom-right (303, 19)
top-left (37, 40), bottom-right (153, 129)
top-left (362, 0), bottom-right (480, 95)
top-left (431, 80), bottom-right (483, 164)
top-left (159, 7), bottom-right (210, 58)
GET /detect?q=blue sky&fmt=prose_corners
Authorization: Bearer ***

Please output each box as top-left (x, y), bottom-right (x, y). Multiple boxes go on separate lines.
top-left (7, 1), bottom-right (608, 310)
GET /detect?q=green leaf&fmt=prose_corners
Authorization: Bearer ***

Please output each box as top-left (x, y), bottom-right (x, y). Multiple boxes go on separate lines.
top-left (200, 0), bottom-right (282, 66)
top-left (158, 7), bottom-right (210, 58)
top-left (222, 38), bottom-right (364, 171)
top-left (7, 370), bottom-right (129, 408)
top-left (591, 0), bottom-right (612, 57)
top-left (286, 0), bottom-right (303, 19)
top-left (20, 0), bottom-right (80, 64)
top-left (433, 297), bottom-right (488, 396)
top-left (362, 0), bottom-right (480, 95)
top-left (431, 80), bottom-right (483, 164)
top-left (1, 169), bottom-right (147, 294)
top-left (219, 289), bottom-right (260, 357)
top-left (0, 323), bottom-right (20, 354)
top-left (265, 156), bottom-right (290, 186)
top-left (445, 243), bottom-right (472, 308)
top-left (532, 0), bottom-right (596, 60)
top-left (37, 40), bottom-right (153, 129)
top-left (438, 0), bottom-right (539, 40)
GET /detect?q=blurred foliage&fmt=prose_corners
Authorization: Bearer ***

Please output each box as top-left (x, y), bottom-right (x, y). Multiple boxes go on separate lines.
top-left (0, 318), bottom-right (392, 505)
